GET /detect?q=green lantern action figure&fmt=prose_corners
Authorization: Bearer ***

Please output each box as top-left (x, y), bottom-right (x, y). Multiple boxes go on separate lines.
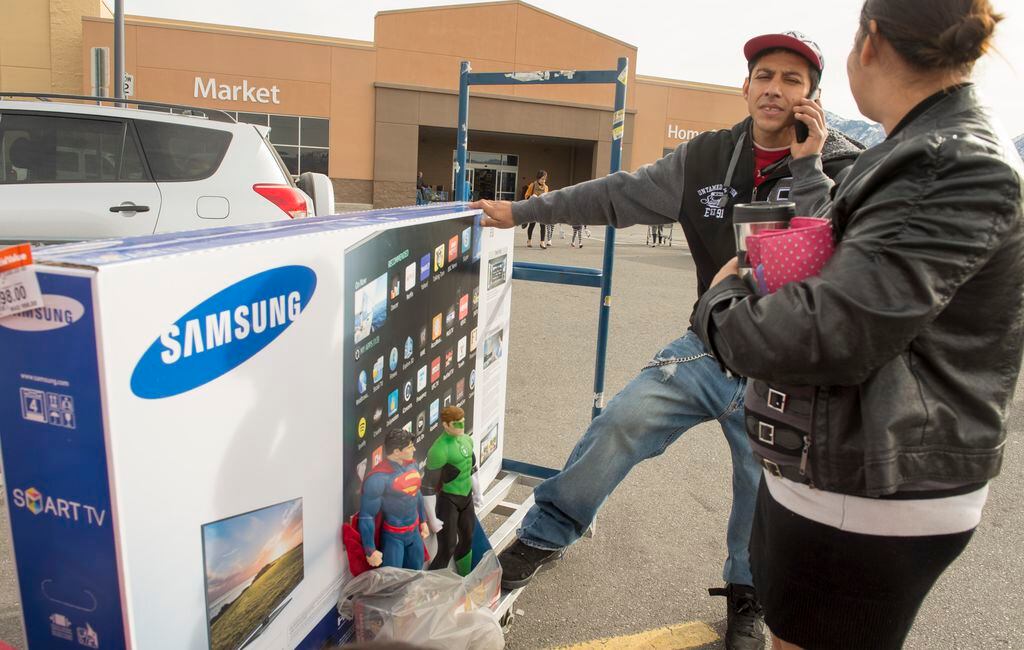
top-left (422, 405), bottom-right (483, 575)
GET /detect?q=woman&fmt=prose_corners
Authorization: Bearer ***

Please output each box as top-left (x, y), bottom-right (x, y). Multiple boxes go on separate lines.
top-left (570, 223), bottom-right (584, 248)
top-left (693, 1), bottom-right (1022, 648)
top-left (524, 170), bottom-right (550, 248)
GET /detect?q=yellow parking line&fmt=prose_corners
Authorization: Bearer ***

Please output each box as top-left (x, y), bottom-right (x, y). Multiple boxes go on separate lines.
top-left (554, 621), bottom-right (719, 649)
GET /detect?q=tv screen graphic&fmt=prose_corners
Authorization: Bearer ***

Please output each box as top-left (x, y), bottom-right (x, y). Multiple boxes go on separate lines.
top-left (479, 422), bottom-right (499, 467)
top-left (482, 329), bottom-right (504, 370)
top-left (202, 498), bottom-right (304, 650)
top-left (353, 272), bottom-right (388, 345)
top-left (343, 216), bottom-right (481, 518)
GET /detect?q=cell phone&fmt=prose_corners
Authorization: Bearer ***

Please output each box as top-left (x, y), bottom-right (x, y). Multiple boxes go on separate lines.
top-left (795, 88), bottom-right (822, 143)
top-left (795, 120), bottom-right (810, 144)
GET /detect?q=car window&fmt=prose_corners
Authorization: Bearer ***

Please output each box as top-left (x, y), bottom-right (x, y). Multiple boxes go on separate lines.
top-left (135, 121), bottom-right (232, 182)
top-left (0, 112), bottom-right (142, 184)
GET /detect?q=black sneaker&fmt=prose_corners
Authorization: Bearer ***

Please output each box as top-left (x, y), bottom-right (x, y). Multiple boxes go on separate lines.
top-left (498, 540), bottom-right (565, 590)
top-left (708, 583), bottom-right (766, 650)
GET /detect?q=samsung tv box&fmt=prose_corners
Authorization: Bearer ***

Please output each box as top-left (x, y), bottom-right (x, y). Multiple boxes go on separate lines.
top-left (0, 204), bottom-right (515, 649)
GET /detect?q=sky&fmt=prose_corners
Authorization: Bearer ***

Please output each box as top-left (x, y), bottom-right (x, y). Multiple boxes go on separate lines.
top-left (126, 0), bottom-right (1024, 136)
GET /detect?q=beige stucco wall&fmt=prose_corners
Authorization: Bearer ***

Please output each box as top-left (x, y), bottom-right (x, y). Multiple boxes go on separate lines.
top-left (62, 2), bottom-right (745, 191)
top-left (632, 76), bottom-right (748, 167)
top-left (0, 0), bottom-right (107, 94)
top-left (82, 17), bottom-right (377, 181)
top-left (374, 2), bottom-right (637, 110)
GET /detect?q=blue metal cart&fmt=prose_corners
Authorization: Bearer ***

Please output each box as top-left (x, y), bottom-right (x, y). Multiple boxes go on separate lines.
top-left (452, 58), bottom-right (630, 626)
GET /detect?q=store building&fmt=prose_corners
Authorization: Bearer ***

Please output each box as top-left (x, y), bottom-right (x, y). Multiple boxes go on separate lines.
top-left (1, 0), bottom-right (748, 208)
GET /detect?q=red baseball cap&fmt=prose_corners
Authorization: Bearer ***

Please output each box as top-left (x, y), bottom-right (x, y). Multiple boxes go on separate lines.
top-left (744, 31), bottom-right (825, 73)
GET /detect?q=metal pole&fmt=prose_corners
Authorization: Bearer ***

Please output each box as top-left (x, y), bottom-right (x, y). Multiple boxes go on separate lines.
top-left (455, 61), bottom-right (471, 202)
top-left (114, 0), bottom-right (125, 106)
top-left (591, 56), bottom-right (628, 419)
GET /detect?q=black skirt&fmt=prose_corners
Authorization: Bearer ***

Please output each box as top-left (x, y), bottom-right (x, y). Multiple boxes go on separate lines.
top-left (750, 481), bottom-right (974, 650)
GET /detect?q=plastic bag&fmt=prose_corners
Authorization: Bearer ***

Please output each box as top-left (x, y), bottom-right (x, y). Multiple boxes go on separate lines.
top-left (338, 551), bottom-right (504, 649)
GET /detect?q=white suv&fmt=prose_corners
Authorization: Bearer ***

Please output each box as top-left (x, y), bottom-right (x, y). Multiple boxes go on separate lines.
top-left (0, 94), bottom-right (334, 244)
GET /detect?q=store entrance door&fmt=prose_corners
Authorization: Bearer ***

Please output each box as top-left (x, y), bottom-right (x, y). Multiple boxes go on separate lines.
top-left (452, 151), bottom-right (518, 201)
top-left (474, 168), bottom-right (497, 200)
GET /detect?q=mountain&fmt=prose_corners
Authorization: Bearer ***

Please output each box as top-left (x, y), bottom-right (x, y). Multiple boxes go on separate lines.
top-left (826, 111), bottom-right (886, 147)
top-left (826, 112), bottom-right (1024, 160)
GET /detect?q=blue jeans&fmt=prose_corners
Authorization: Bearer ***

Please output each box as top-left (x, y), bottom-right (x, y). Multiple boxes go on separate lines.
top-left (518, 331), bottom-right (761, 586)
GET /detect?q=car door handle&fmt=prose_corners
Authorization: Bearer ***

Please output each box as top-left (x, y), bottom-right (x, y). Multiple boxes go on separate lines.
top-left (109, 204), bottom-right (150, 213)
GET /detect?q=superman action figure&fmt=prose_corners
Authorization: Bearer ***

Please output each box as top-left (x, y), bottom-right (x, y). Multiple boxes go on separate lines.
top-left (357, 427), bottom-right (430, 570)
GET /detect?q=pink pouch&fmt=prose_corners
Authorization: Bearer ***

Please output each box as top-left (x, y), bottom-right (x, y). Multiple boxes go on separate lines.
top-left (746, 217), bottom-right (834, 294)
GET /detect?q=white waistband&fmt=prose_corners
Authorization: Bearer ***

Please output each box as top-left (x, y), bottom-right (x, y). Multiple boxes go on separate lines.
top-left (764, 471), bottom-right (988, 537)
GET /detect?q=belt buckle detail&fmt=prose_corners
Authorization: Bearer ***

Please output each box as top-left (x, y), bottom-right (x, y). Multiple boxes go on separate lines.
top-left (767, 388), bottom-right (787, 413)
top-left (762, 458), bottom-right (782, 477)
top-left (757, 421), bottom-right (775, 445)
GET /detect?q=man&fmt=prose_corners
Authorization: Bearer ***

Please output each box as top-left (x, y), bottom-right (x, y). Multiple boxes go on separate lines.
top-left (416, 171), bottom-right (432, 204)
top-left (472, 32), bottom-right (861, 649)
top-left (357, 427), bottom-right (430, 570)
top-left (423, 405), bottom-right (484, 575)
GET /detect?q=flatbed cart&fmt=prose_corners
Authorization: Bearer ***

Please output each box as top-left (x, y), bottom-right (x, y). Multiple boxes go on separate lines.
top-left (453, 57), bottom-right (629, 628)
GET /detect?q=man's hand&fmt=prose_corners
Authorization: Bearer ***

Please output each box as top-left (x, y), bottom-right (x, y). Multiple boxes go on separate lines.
top-left (711, 257), bottom-right (740, 288)
top-left (420, 522), bottom-right (430, 539)
top-left (366, 550), bottom-right (383, 567)
top-left (470, 199), bottom-right (516, 229)
top-left (791, 97), bottom-right (827, 160)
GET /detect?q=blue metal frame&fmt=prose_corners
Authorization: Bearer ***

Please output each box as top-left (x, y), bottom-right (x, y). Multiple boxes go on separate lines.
top-left (510, 262), bottom-right (603, 288)
top-left (455, 57), bottom-right (629, 427)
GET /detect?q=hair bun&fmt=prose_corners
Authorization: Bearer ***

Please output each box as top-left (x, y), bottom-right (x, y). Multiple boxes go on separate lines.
top-left (934, 13), bottom-right (996, 66)
top-left (862, 0), bottom-right (1003, 72)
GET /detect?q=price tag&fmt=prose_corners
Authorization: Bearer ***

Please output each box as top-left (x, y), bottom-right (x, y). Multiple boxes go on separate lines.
top-left (0, 244), bottom-right (43, 319)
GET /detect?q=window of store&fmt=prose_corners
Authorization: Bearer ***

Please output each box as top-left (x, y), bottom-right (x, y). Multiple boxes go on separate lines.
top-left (232, 112), bottom-right (329, 176)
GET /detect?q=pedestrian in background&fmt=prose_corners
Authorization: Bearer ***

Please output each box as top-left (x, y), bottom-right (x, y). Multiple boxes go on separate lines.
top-left (570, 224), bottom-right (584, 248)
top-left (416, 171), bottom-right (432, 205)
top-left (525, 170), bottom-right (550, 248)
top-left (649, 224), bottom-right (665, 246)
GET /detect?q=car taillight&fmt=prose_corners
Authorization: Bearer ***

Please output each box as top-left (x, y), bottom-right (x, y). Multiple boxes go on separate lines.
top-left (252, 184), bottom-right (310, 219)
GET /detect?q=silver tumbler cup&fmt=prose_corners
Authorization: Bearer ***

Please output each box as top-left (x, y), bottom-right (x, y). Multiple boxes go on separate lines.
top-left (732, 201), bottom-right (796, 277)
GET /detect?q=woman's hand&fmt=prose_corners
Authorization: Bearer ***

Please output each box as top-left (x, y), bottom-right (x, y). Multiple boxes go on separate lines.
top-left (791, 97), bottom-right (827, 159)
top-left (711, 257), bottom-right (740, 288)
top-left (470, 199), bottom-right (516, 228)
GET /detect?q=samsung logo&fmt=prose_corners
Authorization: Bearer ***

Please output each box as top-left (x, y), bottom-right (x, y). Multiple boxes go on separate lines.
top-left (0, 295), bottom-right (84, 332)
top-left (159, 292), bottom-right (302, 363)
top-left (131, 266), bottom-right (316, 399)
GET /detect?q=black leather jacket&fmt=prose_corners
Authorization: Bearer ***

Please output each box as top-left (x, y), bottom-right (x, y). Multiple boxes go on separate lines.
top-left (694, 85), bottom-right (1024, 496)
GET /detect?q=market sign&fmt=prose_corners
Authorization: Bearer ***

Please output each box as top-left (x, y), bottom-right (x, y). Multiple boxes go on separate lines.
top-left (194, 76), bottom-right (281, 105)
